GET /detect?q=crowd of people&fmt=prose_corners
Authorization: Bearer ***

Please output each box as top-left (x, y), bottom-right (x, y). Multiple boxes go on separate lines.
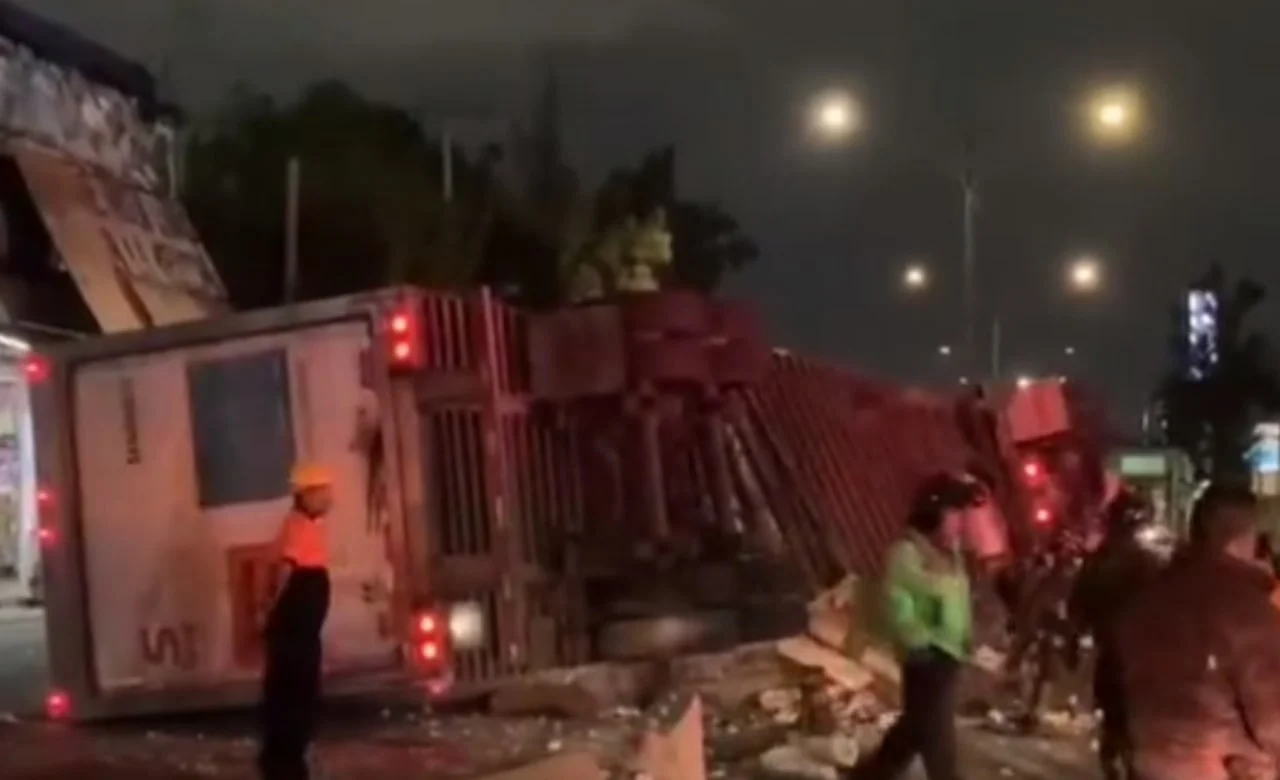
top-left (846, 471), bottom-right (1280, 780)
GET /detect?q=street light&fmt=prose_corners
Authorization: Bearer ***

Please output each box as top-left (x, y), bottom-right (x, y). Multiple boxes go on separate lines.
top-left (1068, 256), bottom-right (1103, 293)
top-left (938, 345), bottom-right (953, 357)
top-left (902, 263), bottom-right (929, 291)
top-left (809, 91), bottom-right (861, 141)
top-left (1064, 346), bottom-right (1077, 357)
top-left (1087, 86), bottom-right (1141, 144)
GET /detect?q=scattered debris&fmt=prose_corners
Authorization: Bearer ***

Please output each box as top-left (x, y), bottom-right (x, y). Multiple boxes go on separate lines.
top-left (758, 743), bottom-right (839, 780)
top-left (631, 694), bottom-right (706, 780)
top-left (2, 573), bottom-right (1106, 779)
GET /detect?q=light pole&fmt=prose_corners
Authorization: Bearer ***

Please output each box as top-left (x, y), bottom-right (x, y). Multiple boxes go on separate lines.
top-left (417, 111), bottom-right (511, 203)
top-left (809, 84), bottom-right (1141, 379)
top-left (961, 137), bottom-right (978, 378)
top-left (903, 258), bottom-right (1103, 381)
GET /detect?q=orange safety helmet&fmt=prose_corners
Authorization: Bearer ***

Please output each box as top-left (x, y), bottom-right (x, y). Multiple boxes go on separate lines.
top-left (290, 462), bottom-right (334, 492)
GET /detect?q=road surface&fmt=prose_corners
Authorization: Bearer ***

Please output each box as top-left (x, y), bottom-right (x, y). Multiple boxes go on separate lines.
top-left (0, 607), bottom-right (1099, 779)
top-left (0, 606), bottom-right (45, 715)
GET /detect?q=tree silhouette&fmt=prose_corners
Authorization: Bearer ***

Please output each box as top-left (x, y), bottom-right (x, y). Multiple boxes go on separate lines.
top-left (1156, 263), bottom-right (1280, 482)
top-left (184, 81), bottom-right (498, 309)
top-left (183, 78), bottom-right (758, 310)
top-left (600, 147), bottom-right (758, 292)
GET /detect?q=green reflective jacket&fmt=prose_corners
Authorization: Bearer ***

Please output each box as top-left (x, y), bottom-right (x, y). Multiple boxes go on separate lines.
top-left (882, 534), bottom-right (973, 661)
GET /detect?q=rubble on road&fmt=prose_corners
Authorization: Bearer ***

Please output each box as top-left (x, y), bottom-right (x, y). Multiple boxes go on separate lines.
top-left (3, 574), bottom-right (1106, 779)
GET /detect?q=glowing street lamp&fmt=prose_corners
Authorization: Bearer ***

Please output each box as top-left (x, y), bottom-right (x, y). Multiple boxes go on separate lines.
top-left (1068, 256), bottom-right (1102, 292)
top-left (938, 344), bottom-right (953, 357)
top-left (809, 91), bottom-right (861, 141)
top-left (902, 263), bottom-right (929, 291)
top-left (1088, 87), bottom-right (1142, 144)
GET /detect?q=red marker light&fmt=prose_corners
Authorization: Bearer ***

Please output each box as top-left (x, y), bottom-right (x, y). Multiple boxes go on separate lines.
top-left (385, 307), bottom-right (424, 371)
top-left (417, 614), bottom-right (438, 635)
top-left (23, 355), bottom-right (49, 384)
top-left (419, 641), bottom-right (440, 662)
top-left (37, 525), bottom-right (57, 547)
top-left (36, 487), bottom-right (54, 509)
top-left (1034, 507), bottom-right (1053, 525)
top-left (45, 690), bottom-right (70, 721)
top-left (1023, 461), bottom-right (1041, 480)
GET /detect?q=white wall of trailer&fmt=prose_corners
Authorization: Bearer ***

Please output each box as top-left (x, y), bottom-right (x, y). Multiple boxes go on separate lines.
top-left (67, 321), bottom-right (397, 693)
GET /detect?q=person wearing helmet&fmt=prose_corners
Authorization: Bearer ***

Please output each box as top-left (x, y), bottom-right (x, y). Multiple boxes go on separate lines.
top-left (845, 472), bottom-right (977, 780)
top-left (258, 462), bottom-right (335, 780)
top-left (1005, 527), bottom-right (1087, 733)
top-left (1067, 486), bottom-right (1164, 780)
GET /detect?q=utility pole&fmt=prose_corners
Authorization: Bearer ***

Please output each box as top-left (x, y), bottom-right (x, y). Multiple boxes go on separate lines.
top-left (960, 135), bottom-right (979, 379)
top-left (441, 128), bottom-right (454, 203)
top-left (283, 157), bottom-right (301, 303)
top-left (989, 316), bottom-right (1001, 380)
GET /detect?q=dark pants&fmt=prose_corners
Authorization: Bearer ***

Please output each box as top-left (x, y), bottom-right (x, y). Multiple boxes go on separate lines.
top-left (846, 647), bottom-right (962, 780)
top-left (259, 568), bottom-right (330, 780)
top-left (1094, 649), bottom-right (1133, 780)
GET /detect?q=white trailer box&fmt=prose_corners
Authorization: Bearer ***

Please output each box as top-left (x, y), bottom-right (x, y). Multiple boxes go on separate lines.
top-left (29, 289), bottom-right (508, 720)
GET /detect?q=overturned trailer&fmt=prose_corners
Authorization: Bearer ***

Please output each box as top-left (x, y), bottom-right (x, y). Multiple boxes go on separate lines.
top-left (30, 286), bottom-right (1101, 721)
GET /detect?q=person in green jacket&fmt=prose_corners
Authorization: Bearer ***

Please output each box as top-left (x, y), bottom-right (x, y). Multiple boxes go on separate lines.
top-left (846, 472), bottom-right (977, 780)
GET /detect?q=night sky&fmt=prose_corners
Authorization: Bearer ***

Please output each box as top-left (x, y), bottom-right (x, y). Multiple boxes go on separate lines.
top-left (33, 1), bottom-right (1280, 425)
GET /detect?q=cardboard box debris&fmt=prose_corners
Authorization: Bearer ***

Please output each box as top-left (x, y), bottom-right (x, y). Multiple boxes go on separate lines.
top-left (775, 636), bottom-right (875, 694)
top-left (806, 575), bottom-right (900, 688)
top-left (632, 694), bottom-right (707, 780)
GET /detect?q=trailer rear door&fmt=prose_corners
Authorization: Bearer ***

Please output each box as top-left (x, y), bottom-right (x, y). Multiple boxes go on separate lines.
top-left (67, 319), bottom-right (398, 695)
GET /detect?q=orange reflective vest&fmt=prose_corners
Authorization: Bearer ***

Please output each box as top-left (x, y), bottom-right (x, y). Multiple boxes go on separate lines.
top-left (274, 511), bottom-right (329, 570)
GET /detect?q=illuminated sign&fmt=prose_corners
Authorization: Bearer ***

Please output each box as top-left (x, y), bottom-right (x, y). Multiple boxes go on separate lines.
top-left (1186, 289), bottom-right (1219, 381)
top-left (1120, 453), bottom-right (1168, 477)
top-left (1251, 423), bottom-right (1280, 475)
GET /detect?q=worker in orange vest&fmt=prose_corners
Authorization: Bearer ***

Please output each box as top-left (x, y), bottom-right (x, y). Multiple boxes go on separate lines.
top-left (257, 463), bottom-right (334, 780)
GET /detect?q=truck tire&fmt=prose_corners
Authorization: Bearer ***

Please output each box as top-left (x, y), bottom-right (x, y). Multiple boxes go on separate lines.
top-left (596, 610), bottom-right (740, 661)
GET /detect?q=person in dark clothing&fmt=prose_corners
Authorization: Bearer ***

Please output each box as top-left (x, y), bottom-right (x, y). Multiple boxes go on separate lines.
top-left (1067, 487), bottom-right (1164, 780)
top-left (1117, 484), bottom-right (1280, 780)
top-left (258, 463), bottom-right (335, 780)
top-left (1007, 530), bottom-right (1086, 732)
top-left (845, 473), bottom-right (981, 780)
top-left (1257, 533), bottom-right (1280, 579)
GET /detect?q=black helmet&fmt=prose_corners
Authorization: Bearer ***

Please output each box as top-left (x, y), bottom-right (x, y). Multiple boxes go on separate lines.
top-left (908, 472), bottom-right (984, 533)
